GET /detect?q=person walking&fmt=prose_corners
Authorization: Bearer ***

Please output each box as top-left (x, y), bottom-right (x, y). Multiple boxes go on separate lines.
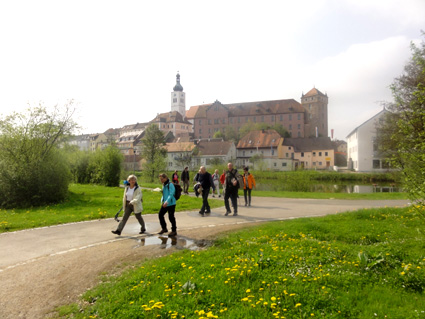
top-left (112, 175), bottom-right (146, 236)
top-left (223, 162), bottom-right (241, 216)
top-left (242, 167), bottom-right (256, 206)
top-left (212, 169), bottom-right (221, 198)
top-left (180, 166), bottom-right (190, 194)
top-left (158, 173), bottom-right (177, 237)
top-left (198, 166), bottom-right (215, 216)
top-left (172, 170), bottom-right (179, 185)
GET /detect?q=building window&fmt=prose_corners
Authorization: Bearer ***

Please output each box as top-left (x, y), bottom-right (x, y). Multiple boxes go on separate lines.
top-left (286, 153), bottom-right (289, 158)
top-left (274, 163), bottom-right (277, 167)
top-left (199, 120), bottom-right (202, 125)
top-left (238, 117), bottom-right (241, 123)
top-left (325, 152), bottom-right (328, 156)
top-left (313, 152), bottom-right (316, 156)
top-left (222, 118), bottom-right (226, 124)
top-left (289, 124), bottom-right (292, 130)
top-left (298, 114), bottom-right (301, 120)
top-left (373, 160), bottom-right (380, 169)
top-left (282, 162), bottom-right (287, 167)
top-left (301, 152), bottom-right (304, 157)
top-left (208, 119), bottom-right (211, 125)
top-left (243, 151), bottom-right (245, 156)
top-left (271, 115), bottom-right (275, 121)
top-left (230, 118), bottom-right (233, 123)
top-left (289, 114), bottom-right (292, 120)
top-left (319, 152), bottom-right (322, 156)
top-left (297, 124), bottom-right (301, 129)
top-left (199, 129), bottom-right (202, 134)
top-left (253, 117), bottom-right (256, 123)
top-left (173, 98), bottom-right (177, 103)
top-left (297, 132), bottom-right (301, 137)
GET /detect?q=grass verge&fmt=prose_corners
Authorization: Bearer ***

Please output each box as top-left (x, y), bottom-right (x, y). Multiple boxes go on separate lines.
top-left (57, 206), bottom-right (425, 319)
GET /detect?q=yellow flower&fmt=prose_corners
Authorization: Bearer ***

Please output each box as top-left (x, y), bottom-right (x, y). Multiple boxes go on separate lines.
top-left (295, 303), bottom-right (302, 308)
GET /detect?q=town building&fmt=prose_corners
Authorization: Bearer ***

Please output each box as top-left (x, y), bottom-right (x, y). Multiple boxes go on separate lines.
top-left (347, 109), bottom-right (389, 172)
top-left (278, 137), bottom-right (335, 170)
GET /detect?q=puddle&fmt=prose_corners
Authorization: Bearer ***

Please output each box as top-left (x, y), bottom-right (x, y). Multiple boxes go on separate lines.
top-left (133, 235), bottom-right (210, 250)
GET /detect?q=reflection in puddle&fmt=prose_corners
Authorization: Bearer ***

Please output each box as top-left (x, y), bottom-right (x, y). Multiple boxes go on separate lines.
top-left (133, 235), bottom-right (209, 250)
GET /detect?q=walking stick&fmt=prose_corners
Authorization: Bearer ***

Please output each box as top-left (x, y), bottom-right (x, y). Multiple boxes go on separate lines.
top-left (114, 207), bottom-right (123, 222)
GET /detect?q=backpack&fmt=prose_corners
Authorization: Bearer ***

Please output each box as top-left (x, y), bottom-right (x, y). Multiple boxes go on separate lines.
top-left (170, 183), bottom-right (182, 201)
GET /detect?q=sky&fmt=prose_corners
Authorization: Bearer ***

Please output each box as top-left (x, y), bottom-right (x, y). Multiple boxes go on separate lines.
top-left (0, 0), bottom-right (424, 140)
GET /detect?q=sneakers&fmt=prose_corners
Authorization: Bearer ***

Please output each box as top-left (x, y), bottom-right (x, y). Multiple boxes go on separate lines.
top-left (158, 229), bottom-right (168, 234)
top-left (225, 211), bottom-right (231, 216)
top-left (111, 230), bottom-right (121, 236)
top-left (139, 229), bottom-right (146, 234)
top-left (168, 231), bottom-right (177, 237)
top-left (218, 195), bottom-right (221, 198)
top-left (212, 195), bottom-right (215, 198)
top-left (233, 212), bottom-right (238, 216)
top-left (199, 211), bottom-right (205, 216)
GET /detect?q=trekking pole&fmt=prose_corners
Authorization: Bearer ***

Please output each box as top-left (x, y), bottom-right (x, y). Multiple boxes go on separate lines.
top-left (114, 207), bottom-right (123, 222)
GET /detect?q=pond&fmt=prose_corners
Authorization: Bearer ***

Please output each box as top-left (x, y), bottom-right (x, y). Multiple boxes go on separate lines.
top-left (256, 181), bottom-right (402, 193)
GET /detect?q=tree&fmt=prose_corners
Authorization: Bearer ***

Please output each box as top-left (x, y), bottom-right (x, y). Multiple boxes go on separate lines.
top-left (239, 122), bottom-right (290, 139)
top-left (0, 101), bottom-right (78, 208)
top-left (141, 124), bottom-right (167, 182)
top-left (377, 33), bottom-right (425, 209)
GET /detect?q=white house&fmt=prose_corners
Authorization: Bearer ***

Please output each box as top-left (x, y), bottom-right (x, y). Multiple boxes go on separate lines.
top-left (346, 109), bottom-right (390, 172)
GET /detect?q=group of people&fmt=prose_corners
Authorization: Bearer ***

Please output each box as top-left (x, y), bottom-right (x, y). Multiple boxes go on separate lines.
top-left (111, 163), bottom-right (256, 237)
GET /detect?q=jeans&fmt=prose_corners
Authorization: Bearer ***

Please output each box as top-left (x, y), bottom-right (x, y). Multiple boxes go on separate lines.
top-left (117, 202), bottom-right (145, 232)
top-left (200, 188), bottom-right (211, 213)
top-left (224, 189), bottom-right (238, 213)
top-left (243, 188), bottom-right (252, 205)
top-left (158, 205), bottom-right (177, 232)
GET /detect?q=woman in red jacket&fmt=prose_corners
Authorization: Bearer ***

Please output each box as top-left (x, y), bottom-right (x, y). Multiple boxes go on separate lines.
top-left (242, 167), bottom-right (256, 207)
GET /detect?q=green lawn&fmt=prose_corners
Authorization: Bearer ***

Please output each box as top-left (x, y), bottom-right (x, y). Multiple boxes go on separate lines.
top-left (57, 205), bottom-right (425, 319)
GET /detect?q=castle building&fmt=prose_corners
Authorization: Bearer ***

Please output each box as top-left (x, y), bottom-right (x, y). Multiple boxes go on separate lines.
top-left (301, 88), bottom-right (328, 138)
top-left (171, 72), bottom-right (186, 117)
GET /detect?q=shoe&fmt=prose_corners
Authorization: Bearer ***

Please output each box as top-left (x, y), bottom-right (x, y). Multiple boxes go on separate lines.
top-left (139, 229), bottom-right (146, 234)
top-left (233, 212), bottom-right (238, 216)
top-left (206, 211), bottom-right (211, 214)
top-left (212, 195), bottom-right (215, 198)
top-left (218, 195), bottom-right (221, 198)
top-left (111, 230), bottom-right (121, 236)
top-left (168, 231), bottom-right (177, 237)
top-left (199, 211), bottom-right (205, 216)
top-left (225, 211), bottom-right (231, 216)
top-left (158, 229), bottom-right (168, 234)
top-left (249, 203), bottom-right (251, 206)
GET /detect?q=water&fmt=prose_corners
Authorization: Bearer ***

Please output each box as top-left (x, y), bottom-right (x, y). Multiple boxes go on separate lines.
top-left (256, 182), bottom-right (402, 193)
top-left (133, 235), bottom-right (210, 250)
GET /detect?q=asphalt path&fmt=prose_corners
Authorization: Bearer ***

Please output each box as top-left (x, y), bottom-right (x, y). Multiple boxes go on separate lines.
top-left (0, 197), bottom-right (410, 273)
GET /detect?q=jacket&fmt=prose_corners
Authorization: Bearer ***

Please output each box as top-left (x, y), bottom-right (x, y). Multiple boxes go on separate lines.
top-left (123, 184), bottom-right (143, 214)
top-left (199, 172), bottom-right (215, 191)
top-left (161, 179), bottom-right (176, 206)
top-left (243, 173), bottom-right (256, 190)
top-left (225, 168), bottom-right (241, 191)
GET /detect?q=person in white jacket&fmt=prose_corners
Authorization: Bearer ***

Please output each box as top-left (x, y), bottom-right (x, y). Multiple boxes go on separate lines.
top-left (112, 175), bottom-right (146, 236)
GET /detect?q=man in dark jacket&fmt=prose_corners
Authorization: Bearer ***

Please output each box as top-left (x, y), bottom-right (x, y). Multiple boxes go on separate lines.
top-left (180, 166), bottom-right (190, 194)
top-left (198, 166), bottom-right (215, 216)
top-left (224, 162), bottom-right (241, 216)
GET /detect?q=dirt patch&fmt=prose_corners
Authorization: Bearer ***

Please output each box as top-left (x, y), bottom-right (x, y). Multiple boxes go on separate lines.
top-left (0, 223), bottom-right (257, 319)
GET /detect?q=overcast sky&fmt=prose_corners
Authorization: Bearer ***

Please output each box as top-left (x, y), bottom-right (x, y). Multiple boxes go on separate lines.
top-left (0, 0), bottom-right (424, 140)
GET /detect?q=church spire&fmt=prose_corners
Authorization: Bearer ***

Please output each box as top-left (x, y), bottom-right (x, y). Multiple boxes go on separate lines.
top-left (173, 72), bottom-right (183, 92)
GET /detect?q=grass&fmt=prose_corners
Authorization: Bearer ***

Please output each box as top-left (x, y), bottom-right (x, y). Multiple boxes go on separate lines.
top-left (57, 205), bottom-right (425, 319)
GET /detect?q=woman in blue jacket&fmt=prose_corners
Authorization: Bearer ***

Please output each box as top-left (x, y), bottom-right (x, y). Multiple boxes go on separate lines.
top-left (158, 173), bottom-right (177, 237)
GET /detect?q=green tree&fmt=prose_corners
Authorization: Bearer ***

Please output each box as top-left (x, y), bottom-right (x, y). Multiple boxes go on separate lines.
top-left (239, 122), bottom-right (290, 139)
top-left (0, 101), bottom-right (78, 208)
top-left (141, 124), bottom-right (167, 182)
top-left (377, 33), bottom-right (425, 209)
top-left (89, 146), bottom-right (123, 186)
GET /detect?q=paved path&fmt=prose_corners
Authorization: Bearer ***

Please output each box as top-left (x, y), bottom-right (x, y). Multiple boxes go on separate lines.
top-left (0, 197), bottom-right (410, 272)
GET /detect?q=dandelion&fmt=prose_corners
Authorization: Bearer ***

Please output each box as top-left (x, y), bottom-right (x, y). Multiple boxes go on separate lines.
top-left (295, 303), bottom-right (302, 308)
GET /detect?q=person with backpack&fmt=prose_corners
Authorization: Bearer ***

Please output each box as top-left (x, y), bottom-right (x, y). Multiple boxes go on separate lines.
top-left (197, 166), bottom-right (215, 216)
top-left (111, 175), bottom-right (146, 236)
top-left (158, 173), bottom-right (177, 237)
top-left (224, 162), bottom-right (242, 216)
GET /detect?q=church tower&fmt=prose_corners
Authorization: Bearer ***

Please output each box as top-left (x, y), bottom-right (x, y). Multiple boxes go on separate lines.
top-left (171, 72), bottom-right (186, 117)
